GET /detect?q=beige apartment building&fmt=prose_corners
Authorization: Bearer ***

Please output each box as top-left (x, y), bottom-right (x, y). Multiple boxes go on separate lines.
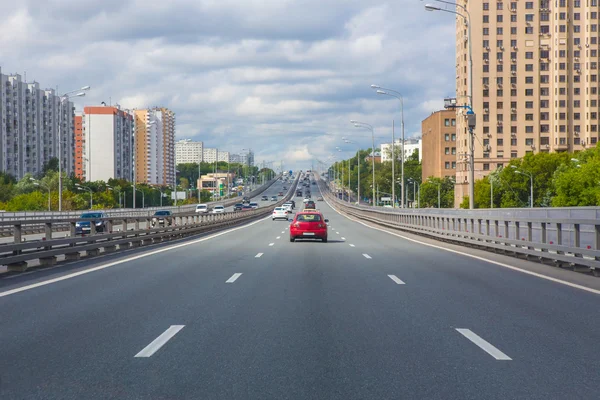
top-left (454, 0), bottom-right (599, 206)
top-left (134, 107), bottom-right (176, 186)
top-left (422, 110), bottom-right (457, 182)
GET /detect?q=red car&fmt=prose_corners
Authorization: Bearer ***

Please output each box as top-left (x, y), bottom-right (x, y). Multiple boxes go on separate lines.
top-left (289, 211), bottom-right (329, 242)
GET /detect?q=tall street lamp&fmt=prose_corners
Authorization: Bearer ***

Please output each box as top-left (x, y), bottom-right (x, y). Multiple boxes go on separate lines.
top-left (58, 87), bottom-right (89, 211)
top-left (408, 178), bottom-right (420, 208)
top-left (371, 85), bottom-right (405, 209)
top-left (511, 165), bottom-right (533, 208)
top-left (425, 1), bottom-right (475, 209)
top-left (135, 187), bottom-right (145, 208)
top-left (75, 183), bottom-right (93, 209)
top-left (428, 178), bottom-right (441, 208)
top-left (30, 178), bottom-right (51, 211)
top-left (351, 121), bottom-right (376, 205)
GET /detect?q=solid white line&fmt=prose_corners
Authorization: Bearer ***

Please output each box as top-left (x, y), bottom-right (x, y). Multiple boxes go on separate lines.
top-left (268, 243), bottom-right (274, 246)
top-left (0, 215), bottom-right (273, 298)
top-left (363, 254), bottom-right (372, 259)
top-left (226, 273), bottom-right (243, 283)
top-left (349, 244), bottom-right (355, 247)
top-left (255, 253), bottom-right (263, 258)
top-left (134, 325), bottom-right (185, 358)
top-left (456, 329), bottom-right (512, 360)
top-left (322, 196), bottom-right (600, 296)
top-left (276, 236), bottom-right (280, 239)
top-left (388, 274), bottom-right (405, 285)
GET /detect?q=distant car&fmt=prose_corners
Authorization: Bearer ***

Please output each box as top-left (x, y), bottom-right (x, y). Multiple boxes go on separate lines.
top-left (242, 196), bottom-right (251, 204)
top-left (212, 205), bottom-right (225, 214)
top-left (283, 186), bottom-right (287, 190)
top-left (241, 205), bottom-right (253, 211)
top-left (233, 203), bottom-right (244, 211)
top-left (290, 211), bottom-right (328, 242)
top-left (317, 196), bottom-right (324, 201)
top-left (290, 200), bottom-right (296, 208)
top-left (272, 207), bottom-right (289, 221)
top-left (296, 190), bottom-right (303, 197)
top-left (304, 200), bottom-right (316, 210)
top-left (278, 192), bottom-right (284, 196)
top-left (282, 202), bottom-right (293, 212)
top-left (312, 181), bottom-right (316, 185)
top-left (271, 196), bottom-right (278, 201)
top-left (249, 202), bottom-right (259, 209)
top-left (261, 195), bottom-right (269, 201)
top-left (151, 210), bottom-right (173, 227)
top-left (303, 198), bottom-right (311, 204)
top-left (195, 204), bottom-right (209, 213)
top-left (75, 212), bottom-right (108, 234)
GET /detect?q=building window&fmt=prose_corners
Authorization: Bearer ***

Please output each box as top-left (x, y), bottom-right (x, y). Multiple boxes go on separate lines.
top-left (525, 27), bottom-right (534, 34)
top-left (526, 114), bottom-right (534, 121)
top-left (525, 138), bottom-right (534, 146)
top-left (525, 101), bottom-right (534, 108)
top-left (525, 89), bottom-right (534, 96)
top-left (525, 51), bottom-right (533, 59)
top-left (483, 163), bottom-right (490, 171)
top-left (445, 134), bottom-right (450, 141)
top-left (525, 64), bottom-right (534, 71)
top-left (452, 147), bottom-right (456, 155)
top-left (444, 118), bottom-right (450, 126)
top-left (526, 126), bottom-right (534, 133)
top-left (445, 147), bottom-right (450, 155)
top-left (511, 138), bottom-right (517, 146)
top-left (445, 162), bottom-right (450, 169)
top-left (451, 119), bottom-right (456, 126)
top-left (497, 138), bottom-right (504, 146)
top-left (452, 162), bottom-right (456, 169)
top-left (451, 133), bottom-right (456, 141)
top-left (511, 152), bottom-right (518, 158)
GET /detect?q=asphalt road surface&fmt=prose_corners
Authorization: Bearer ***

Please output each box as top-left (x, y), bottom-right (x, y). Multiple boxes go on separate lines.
top-left (0, 180), bottom-right (598, 399)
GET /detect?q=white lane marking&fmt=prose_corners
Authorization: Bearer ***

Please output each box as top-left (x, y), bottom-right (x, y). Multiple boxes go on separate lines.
top-left (281, 231), bottom-right (285, 233)
top-left (388, 275), bottom-right (405, 285)
top-left (276, 236), bottom-right (280, 239)
top-left (0, 215), bottom-right (273, 298)
top-left (349, 244), bottom-right (355, 247)
top-left (363, 254), bottom-right (372, 259)
top-left (255, 253), bottom-right (263, 258)
top-left (456, 329), bottom-right (512, 360)
top-left (322, 196), bottom-right (600, 296)
top-left (336, 232), bottom-right (340, 235)
top-left (341, 237), bottom-right (346, 240)
top-left (268, 243), bottom-right (274, 246)
top-left (226, 273), bottom-right (243, 283)
top-left (134, 325), bottom-right (185, 358)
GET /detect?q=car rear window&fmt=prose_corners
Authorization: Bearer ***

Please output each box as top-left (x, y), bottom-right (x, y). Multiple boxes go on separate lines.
top-left (155, 211), bottom-right (171, 216)
top-left (214, 206), bottom-right (224, 209)
top-left (297, 214), bottom-right (321, 222)
top-left (274, 207), bottom-right (284, 211)
top-left (81, 213), bottom-right (103, 218)
top-left (196, 205), bottom-right (207, 209)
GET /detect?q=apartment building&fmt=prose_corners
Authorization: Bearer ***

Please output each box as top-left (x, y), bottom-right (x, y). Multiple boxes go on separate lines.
top-left (454, 0), bottom-right (599, 205)
top-left (0, 69), bottom-right (75, 179)
top-left (421, 110), bottom-right (457, 181)
top-left (81, 106), bottom-right (134, 182)
top-left (203, 148), bottom-right (218, 163)
top-left (175, 139), bottom-right (203, 164)
top-left (381, 139), bottom-right (423, 163)
top-left (217, 151), bottom-right (230, 162)
top-left (134, 107), bottom-right (176, 186)
top-left (74, 114), bottom-right (84, 179)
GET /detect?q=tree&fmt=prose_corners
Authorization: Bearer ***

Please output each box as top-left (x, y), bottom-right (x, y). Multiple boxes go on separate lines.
top-left (420, 176), bottom-right (455, 208)
top-left (41, 157), bottom-right (59, 175)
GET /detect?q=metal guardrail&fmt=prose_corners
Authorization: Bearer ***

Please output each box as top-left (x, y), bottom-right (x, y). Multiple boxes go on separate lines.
top-left (0, 175), bottom-right (299, 272)
top-left (0, 176), bottom-right (282, 237)
top-left (318, 180), bottom-right (600, 276)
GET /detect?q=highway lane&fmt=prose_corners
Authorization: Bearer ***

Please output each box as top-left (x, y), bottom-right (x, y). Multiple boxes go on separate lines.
top-left (0, 176), bottom-right (598, 399)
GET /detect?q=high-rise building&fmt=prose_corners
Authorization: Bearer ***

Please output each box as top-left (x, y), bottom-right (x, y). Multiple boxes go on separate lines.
top-left (454, 0), bottom-right (599, 205)
top-left (0, 69), bottom-right (75, 179)
top-left (217, 151), bottom-right (230, 162)
top-left (134, 107), bottom-right (176, 186)
top-left (81, 106), bottom-right (134, 182)
top-left (421, 110), bottom-right (457, 181)
top-left (229, 153), bottom-right (242, 163)
top-left (380, 139), bottom-right (422, 163)
top-left (203, 148), bottom-right (218, 163)
top-left (74, 113), bottom-right (84, 180)
top-left (175, 139), bottom-right (203, 164)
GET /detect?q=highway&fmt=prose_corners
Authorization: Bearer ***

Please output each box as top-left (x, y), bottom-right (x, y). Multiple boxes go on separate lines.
top-left (0, 177), bottom-right (598, 399)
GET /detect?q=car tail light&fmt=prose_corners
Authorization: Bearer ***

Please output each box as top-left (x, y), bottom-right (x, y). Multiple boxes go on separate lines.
top-left (293, 222), bottom-right (300, 228)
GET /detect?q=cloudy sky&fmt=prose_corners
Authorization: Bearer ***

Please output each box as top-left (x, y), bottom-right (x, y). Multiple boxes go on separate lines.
top-left (0, 0), bottom-right (455, 170)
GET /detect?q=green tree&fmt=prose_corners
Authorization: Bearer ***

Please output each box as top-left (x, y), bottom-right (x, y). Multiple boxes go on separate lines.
top-left (420, 176), bottom-right (455, 208)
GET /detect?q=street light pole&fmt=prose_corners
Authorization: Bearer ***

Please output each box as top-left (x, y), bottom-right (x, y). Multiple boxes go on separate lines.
top-left (371, 86), bottom-right (406, 208)
top-left (351, 121), bottom-right (376, 205)
top-left (75, 184), bottom-right (93, 209)
top-left (344, 139), bottom-right (361, 205)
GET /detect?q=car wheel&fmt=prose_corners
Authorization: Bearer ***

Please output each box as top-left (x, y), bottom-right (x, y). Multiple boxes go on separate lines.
top-left (322, 237), bottom-right (327, 243)
top-left (289, 237), bottom-right (295, 242)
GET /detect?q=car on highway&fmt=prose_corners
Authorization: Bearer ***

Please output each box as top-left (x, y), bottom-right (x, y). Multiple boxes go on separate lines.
top-left (261, 195), bottom-right (269, 201)
top-left (212, 205), bottom-right (225, 214)
top-left (283, 186), bottom-right (287, 190)
top-left (278, 191), bottom-right (284, 196)
top-left (296, 190), bottom-right (303, 197)
top-left (75, 212), bottom-right (108, 234)
top-left (312, 181), bottom-right (316, 185)
top-left (303, 197), bottom-right (311, 203)
top-left (270, 195), bottom-right (278, 201)
top-left (289, 211), bottom-right (328, 242)
top-left (304, 200), bottom-right (316, 210)
top-left (272, 207), bottom-right (289, 221)
top-left (151, 210), bottom-right (173, 227)
top-left (233, 203), bottom-right (244, 211)
top-left (317, 196), bottom-right (324, 201)
top-left (249, 202), bottom-right (259, 209)
top-left (242, 196), bottom-right (250, 204)
top-left (241, 205), bottom-right (253, 211)
top-left (195, 204), bottom-right (209, 213)
top-left (282, 202), bottom-right (293, 212)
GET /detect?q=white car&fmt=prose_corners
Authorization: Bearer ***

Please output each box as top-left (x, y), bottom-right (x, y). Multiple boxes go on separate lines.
top-left (212, 205), bottom-right (225, 214)
top-left (195, 204), bottom-right (209, 213)
top-left (249, 202), bottom-right (259, 209)
top-left (282, 203), bottom-right (293, 212)
top-left (303, 198), bottom-right (311, 204)
top-left (272, 207), bottom-right (289, 221)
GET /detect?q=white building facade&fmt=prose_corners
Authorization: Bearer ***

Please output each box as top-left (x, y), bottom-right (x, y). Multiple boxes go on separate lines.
top-left (217, 151), bottom-right (230, 162)
top-left (175, 139), bottom-right (203, 164)
top-left (203, 148), bottom-right (218, 163)
top-left (380, 139), bottom-right (422, 163)
top-left (0, 68), bottom-right (75, 179)
top-left (82, 106), bottom-right (134, 182)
